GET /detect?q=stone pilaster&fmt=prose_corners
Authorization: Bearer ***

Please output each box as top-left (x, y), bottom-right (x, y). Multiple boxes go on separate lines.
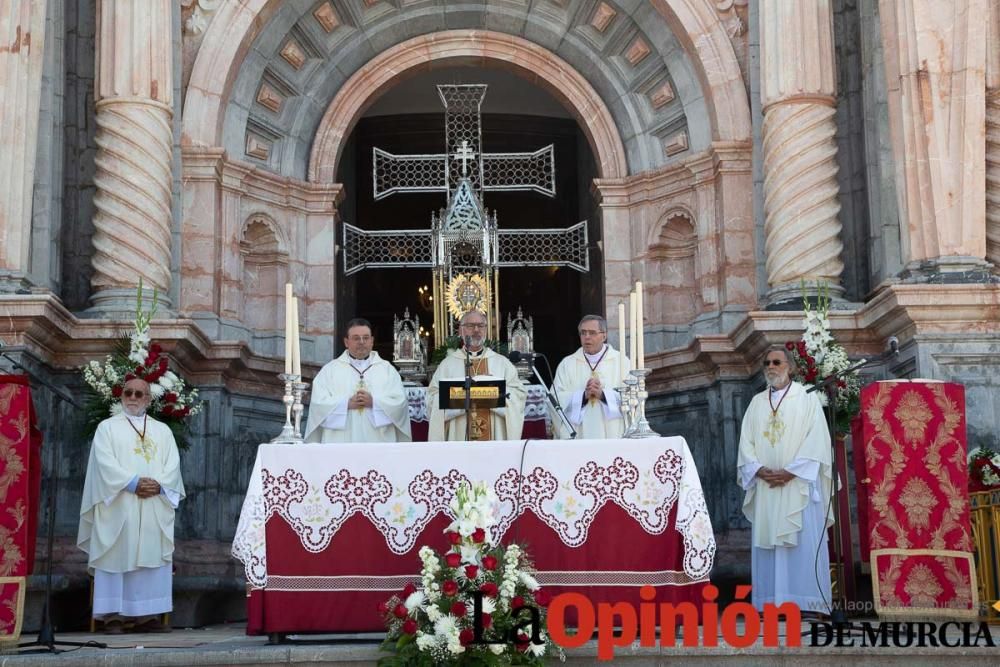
top-left (0, 0), bottom-right (47, 290)
top-left (90, 0), bottom-right (174, 310)
top-left (986, 0), bottom-right (1000, 266)
top-left (881, 0), bottom-right (988, 273)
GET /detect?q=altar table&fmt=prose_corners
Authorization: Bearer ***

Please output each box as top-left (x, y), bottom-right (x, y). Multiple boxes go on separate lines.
top-left (405, 385), bottom-right (551, 441)
top-left (232, 437), bottom-right (716, 634)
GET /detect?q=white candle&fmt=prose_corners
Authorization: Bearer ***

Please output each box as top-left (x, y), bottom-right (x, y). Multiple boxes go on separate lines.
top-left (636, 281), bottom-right (645, 369)
top-left (617, 301), bottom-right (627, 382)
top-left (291, 297), bottom-right (302, 377)
top-left (284, 283), bottom-right (293, 375)
top-left (629, 291), bottom-right (637, 368)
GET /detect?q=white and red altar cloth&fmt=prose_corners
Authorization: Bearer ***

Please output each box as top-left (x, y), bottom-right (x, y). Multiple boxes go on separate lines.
top-left (232, 437), bottom-right (716, 634)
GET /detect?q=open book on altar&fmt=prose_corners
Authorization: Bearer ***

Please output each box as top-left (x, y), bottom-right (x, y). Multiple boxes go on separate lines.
top-left (437, 376), bottom-right (506, 409)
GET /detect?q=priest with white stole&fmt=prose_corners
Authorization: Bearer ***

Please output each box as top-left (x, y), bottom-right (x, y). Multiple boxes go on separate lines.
top-left (428, 310), bottom-right (526, 441)
top-left (304, 318), bottom-right (411, 443)
top-left (78, 377), bottom-right (185, 634)
top-left (552, 315), bottom-right (630, 439)
top-left (737, 345), bottom-right (834, 615)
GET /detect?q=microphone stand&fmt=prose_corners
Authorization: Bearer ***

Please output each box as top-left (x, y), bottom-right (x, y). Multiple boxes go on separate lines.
top-left (805, 349), bottom-right (896, 622)
top-left (463, 339), bottom-right (474, 442)
top-left (519, 354), bottom-right (576, 440)
top-left (0, 348), bottom-right (106, 652)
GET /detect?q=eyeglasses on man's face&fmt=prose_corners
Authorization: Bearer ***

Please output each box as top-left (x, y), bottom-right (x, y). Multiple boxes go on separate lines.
top-left (461, 322), bottom-right (487, 330)
top-left (579, 329), bottom-right (604, 337)
top-left (123, 389), bottom-right (147, 399)
top-left (763, 359), bottom-right (786, 367)
top-left (347, 335), bottom-right (372, 343)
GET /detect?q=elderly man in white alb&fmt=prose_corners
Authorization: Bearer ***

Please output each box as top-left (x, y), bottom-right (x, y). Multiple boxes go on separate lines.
top-left (736, 345), bottom-right (834, 615)
top-left (428, 310), bottom-right (526, 441)
top-left (552, 314), bottom-right (631, 439)
top-left (304, 318), bottom-right (411, 443)
top-left (78, 377), bottom-right (185, 634)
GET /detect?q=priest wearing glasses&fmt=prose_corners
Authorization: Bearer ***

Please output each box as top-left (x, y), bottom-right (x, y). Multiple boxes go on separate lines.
top-left (304, 318), bottom-right (411, 443)
top-left (552, 315), bottom-right (631, 439)
top-left (77, 377), bottom-right (185, 633)
top-left (736, 345), bottom-right (834, 615)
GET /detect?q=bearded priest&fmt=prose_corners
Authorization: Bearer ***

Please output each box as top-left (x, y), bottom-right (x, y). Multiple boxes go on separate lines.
top-left (78, 377), bottom-right (185, 633)
top-left (304, 318), bottom-right (411, 443)
top-left (736, 345), bottom-right (834, 615)
top-left (428, 310), bottom-right (526, 441)
top-left (552, 315), bottom-right (630, 439)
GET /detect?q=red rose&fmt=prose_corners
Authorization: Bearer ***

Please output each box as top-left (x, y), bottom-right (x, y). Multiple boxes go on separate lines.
top-left (178, 406), bottom-right (191, 417)
top-left (516, 633), bottom-right (531, 650)
top-left (164, 392), bottom-right (178, 403)
top-left (472, 528), bottom-right (486, 543)
top-left (402, 583), bottom-right (417, 599)
top-left (135, 365), bottom-right (144, 375)
top-left (111, 386), bottom-right (123, 398)
top-left (481, 613), bottom-right (493, 628)
top-left (445, 552), bottom-right (462, 568)
top-left (377, 601), bottom-right (389, 615)
top-left (511, 595), bottom-right (526, 609)
top-left (480, 582), bottom-right (498, 597)
top-left (161, 406), bottom-right (174, 417)
top-left (402, 619), bottom-right (418, 635)
top-left (393, 603), bottom-right (408, 619)
top-left (442, 580), bottom-right (459, 597)
top-left (533, 589), bottom-right (551, 607)
top-left (459, 628), bottom-right (475, 646)
top-left (124, 373), bottom-right (135, 382)
top-left (446, 531), bottom-right (461, 545)
top-left (450, 601), bottom-right (467, 617)
top-left (785, 341), bottom-right (795, 351)
top-left (149, 343), bottom-right (162, 355)
top-left (482, 555), bottom-right (498, 571)
top-left (464, 565), bottom-right (479, 579)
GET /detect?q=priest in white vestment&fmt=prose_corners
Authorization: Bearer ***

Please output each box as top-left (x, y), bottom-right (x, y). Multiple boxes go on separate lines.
top-left (428, 310), bottom-right (526, 441)
top-left (737, 346), bottom-right (834, 614)
top-left (552, 315), bottom-right (630, 439)
top-left (78, 378), bottom-right (185, 633)
top-left (304, 318), bottom-right (411, 443)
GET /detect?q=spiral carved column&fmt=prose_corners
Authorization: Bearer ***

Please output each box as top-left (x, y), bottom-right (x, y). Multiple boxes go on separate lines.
top-left (759, 0), bottom-right (844, 302)
top-left (988, 96), bottom-right (1000, 266)
top-left (90, 0), bottom-right (174, 310)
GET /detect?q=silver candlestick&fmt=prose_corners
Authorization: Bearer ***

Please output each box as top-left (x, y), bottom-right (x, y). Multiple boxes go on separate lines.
top-left (291, 381), bottom-right (309, 441)
top-left (625, 368), bottom-right (660, 438)
top-left (271, 373), bottom-right (302, 443)
top-left (621, 373), bottom-right (640, 438)
top-left (615, 383), bottom-right (634, 436)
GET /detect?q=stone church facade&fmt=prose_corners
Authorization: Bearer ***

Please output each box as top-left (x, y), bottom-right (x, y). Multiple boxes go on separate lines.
top-left (1, 0), bottom-right (998, 625)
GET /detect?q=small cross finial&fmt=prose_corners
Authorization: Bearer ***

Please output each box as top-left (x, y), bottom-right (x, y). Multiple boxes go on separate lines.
top-left (452, 140), bottom-right (475, 177)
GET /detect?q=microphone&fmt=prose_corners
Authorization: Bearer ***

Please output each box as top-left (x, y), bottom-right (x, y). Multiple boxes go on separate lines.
top-left (887, 336), bottom-right (899, 356)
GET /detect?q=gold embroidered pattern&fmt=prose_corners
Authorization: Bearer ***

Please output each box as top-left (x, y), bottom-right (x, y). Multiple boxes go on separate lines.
top-left (903, 563), bottom-right (943, 607)
top-left (134, 435), bottom-right (156, 464)
top-left (0, 386), bottom-right (15, 415)
top-left (0, 433), bottom-right (25, 505)
top-left (763, 412), bottom-right (785, 447)
top-left (898, 477), bottom-right (935, 531)
top-left (893, 390), bottom-right (932, 445)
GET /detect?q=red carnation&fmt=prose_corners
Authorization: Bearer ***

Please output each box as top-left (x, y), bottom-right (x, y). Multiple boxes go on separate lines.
top-left (445, 552), bottom-right (461, 568)
top-left (161, 406), bottom-right (175, 417)
top-left (446, 531), bottom-right (461, 545)
top-left (124, 373), bottom-right (135, 382)
top-left (393, 603), bottom-right (408, 619)
top-left (480, 613), bottom-right (493, 628)
top-left (164, 392), bottom-right (178, 403)
top-left (516, 633), bottom-right (531, 651)
top-left (481, 555), bottom-right (498, 571)
top-left (511, 595), bottom-right (526, 609)
top-left (459, 628), bottom-right (475, 646)
top-left (111, 386), bottom-right (123, 398)
top-left (785, 341), bottom-right (795, 351)
top-left (533, 589), bottom-right (551, 607)
top-left (442, 580), bottom-right (459, 597)
top-left (135, 365), bottom-right (144, 375)
top-left (149, 343), bottom-right (162, 356)
top-left (450, 601), bottom-right (467, 617)
top-left (144, 373), bottom-right (157, 383)
top-left (402, 619), bottom-right (418, 635)
top-left (480, 582), bottom-right (498, 597)
top-left (464, 564), bottom-right (479, 579)
top-left (472, 528), bottom-right (486, 543)
top-left (402, 582), bottom-right (417, 599)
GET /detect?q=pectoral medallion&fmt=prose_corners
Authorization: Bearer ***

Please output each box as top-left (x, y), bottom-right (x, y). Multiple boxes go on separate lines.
top-left (763, 412), bottom-right (785, 447)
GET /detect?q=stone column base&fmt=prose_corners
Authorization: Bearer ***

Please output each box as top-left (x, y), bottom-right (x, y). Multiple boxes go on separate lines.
top-left (83, 288), bottom-right (173, 319)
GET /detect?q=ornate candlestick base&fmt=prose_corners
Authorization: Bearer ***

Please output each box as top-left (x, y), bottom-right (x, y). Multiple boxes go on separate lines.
top-left (271, 373), bottom-right (303, 443)
top-left (624, 369), bottom-right (660, 439)
top-left (291, 381), bottom-right (309, 440)
top-left (615, 383), bottom-right (634, 436)
top-left (621, 374), bottom-right (641, 438)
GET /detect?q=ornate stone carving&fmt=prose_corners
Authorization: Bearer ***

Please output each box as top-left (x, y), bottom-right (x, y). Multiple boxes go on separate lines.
top-left (256, 83), bottom-right (284, 113)
top-left (590, 3), bottom-right (617, 33)
top-left (650, 82), bottom-right (675, 109)
top-left (313, 2), bottom-right (340, 32)
top-left (759, 0), bottom-right (843, 294)
top-left (988, 97), bottom-right (1000, 265)
top-left (662, 132), bottom-right (688, 157)
top-left (246, 133), bottom-right (272, 160)
top-left (393, 308), bottom-right (427, 384)
top-left (280, 40), bottom-right (306, 70)
top-left (183, 0), bottom-right (222, 36)
top-left (625, 37), bottom-right (650, 66)
top-left (92, 0), bottom-right (175, 298)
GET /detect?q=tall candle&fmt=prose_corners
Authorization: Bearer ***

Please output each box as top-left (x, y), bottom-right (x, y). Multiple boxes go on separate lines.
top-left (636, 281), bottom-right (645, 369)
top-left (617, 301), bottom-right (627, 381)
top-left (629, 291), bottom-right (637, 368)
top-left (284, 283), bottom-right (293, 375)
top-left (291, 297), bottom-right (302, 377)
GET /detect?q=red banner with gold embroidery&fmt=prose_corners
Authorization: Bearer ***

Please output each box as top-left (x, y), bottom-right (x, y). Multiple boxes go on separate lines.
top-left (0, 376), bottom-right (42, 642)
top-left (853, 381), bottom-right (976, 619)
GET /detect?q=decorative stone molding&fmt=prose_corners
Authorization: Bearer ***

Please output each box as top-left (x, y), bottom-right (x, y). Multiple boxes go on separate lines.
top-left (662, 132), bottom-right (689, 157)
top-left (91, 0), bottom-right (175, 303)
top-left (759, 0), bottom-right (843, 297)
top-left (986, 0), bottom-right (1000, 266)
top-left (650, 82), bottom-right (675, 109)
top-left (256, 83), bottom-right (283, 113)
top-left (313, 2), bottom-right (340, 33)
top-left (183, 0), bottom-right (222, 36)
top-left (280, 39), bottom-right (306, 70)
top-left (880, 0), bottom-right (987, 266)
top-left (625, 37), bottom-right (651, 66)
top-left (590, 3), bottom-right (617, 33)
top-left (245, 133), bottom-right (271, 160)
top-left (0, 0), bottom-right (47, 277)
